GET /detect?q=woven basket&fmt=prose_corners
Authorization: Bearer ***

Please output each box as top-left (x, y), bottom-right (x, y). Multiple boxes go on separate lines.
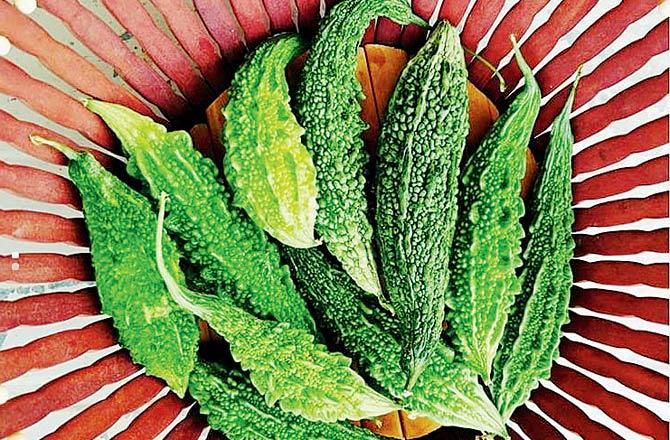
top-left (0, 0), bottom-right (667, 439)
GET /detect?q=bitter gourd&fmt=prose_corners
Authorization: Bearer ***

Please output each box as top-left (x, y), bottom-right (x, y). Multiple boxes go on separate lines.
top-left (85, 100), bottom-right (316, 334)
top-left (31, 137), bottom-right (198, 397)
top-left (189, 361), bottom-right (383, 440)
top-left (375, 22), bottom-right (469, 388)
top-left (154, 196), bottom-right (397, 423)
top-left (492, 74), bottom-right (579, 420)
top-left (296, 0), bottom-right (427, 296)
top-left (223, 34), bottom-right (320, 249)
top-left (445, 41), bottom-right (541, 383)
top-left (283, 247), bottom-right (506, 436)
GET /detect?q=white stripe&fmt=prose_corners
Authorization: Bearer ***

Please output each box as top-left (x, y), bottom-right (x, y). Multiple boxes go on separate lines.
top-left (197, 426), bottom-right (211, 440)
top-left (572, 143), bottom-right (669, 183)
top-left (154, 403), bottom-right (196, 440)
top-left (573, 96), bottom-right (669, 155)
top-left (0, 314), bottom-right (109, 351)
top-left (0, 236), bottom-right (89, 257)
top-left (572, 181), bottom-right (670, 209)
top-left (507, 420), bottom-right (532, 440)
top-left (456, 0), bottom-right (477, 34)
top-left (556, 357), bottom-right (670, 421)
top-left (471, 0), bottom-right (521, 59)
top-left (0, 279), bottom-right (95, 302)
top-left (525, 400), bottom-right (583, 440)
top-left (16, 368), bottom-right (146, 439)
top-left (95, 386), bottom-right (171, 440)
top-left (574, 218), bottom-right (669, 237)
top-left (540, 379), bottom-right (654, 440)
top-left (429, 0), bottom-right (446, 26)
top-left (574, 252), bottom-right (669, 265)
top-left (572, 281), bottom-right (669, 300)
top-left (563, 332), bottom-right (670, 377)
top-left (0, 142), bottom-right (69, 178)
top-left (0, 189), bottom-right (82, 219)
top-left (539, 8), bottom-right (667, 106)
top-left (570, 306), bottom-right (670, 336)
top-left (0, 344), bottom-right (121, 403)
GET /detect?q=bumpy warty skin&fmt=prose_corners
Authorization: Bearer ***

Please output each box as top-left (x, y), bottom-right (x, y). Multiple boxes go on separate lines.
top-left (375, 22), bottom-right (469, 387)
top-left (296, 0), bottom-right (427, 296)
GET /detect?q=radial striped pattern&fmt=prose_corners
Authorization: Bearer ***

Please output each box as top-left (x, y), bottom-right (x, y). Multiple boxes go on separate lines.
top-left (0, 0), bottom-right (667, 439)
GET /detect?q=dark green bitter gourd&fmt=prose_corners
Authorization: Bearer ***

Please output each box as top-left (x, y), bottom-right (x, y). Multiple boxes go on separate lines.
top-left (296, 0), bottom-right (427, 298)
top-left (31, 137), bottom-right (199, 397)
top-left (493, 73), bottom-right (580, 420)
top-left (223, 34), bottom-right (320, 249)
top-left (189, 361), bottom-right (384, 440)
top-left (283, 247), bottom-right (507, 437)
top-left (85, 100), bottom-right (316, 334)
top-left (375, 21), bottom-right (469, 388)
top-left (445, 40), bottom-right (541, 383)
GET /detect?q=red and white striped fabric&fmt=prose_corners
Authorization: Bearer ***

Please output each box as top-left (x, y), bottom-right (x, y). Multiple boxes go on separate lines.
top-left (0, 0), bottom-right (667, 439)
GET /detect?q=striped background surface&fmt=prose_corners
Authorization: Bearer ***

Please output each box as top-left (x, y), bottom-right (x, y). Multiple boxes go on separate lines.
top-left (0, 0), bottom-right (668, 438)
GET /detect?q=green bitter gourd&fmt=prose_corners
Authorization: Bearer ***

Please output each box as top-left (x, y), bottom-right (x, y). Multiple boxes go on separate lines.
top-left (31, 136), bottom-right (199, 397)
top-left (296, 0), bottom-right (427, 297)
top-left (223, 33), bottom-right (320, 249)
top-left (154, 194), bottom-right (397, 423)
top-left (445, 40), bottom-right (541, 383)
top-left (85, 100), bottom-right (316, 334)
top-left (493, 73), bottom-right (579, 420)
top-left (375, 21), bottom-right (469, 388)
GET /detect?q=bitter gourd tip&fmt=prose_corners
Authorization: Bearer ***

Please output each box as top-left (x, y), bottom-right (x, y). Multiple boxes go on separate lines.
top-left (510, 35), bottom-right (535, 88)
top-left (30, 135), bottom-right (79, 160)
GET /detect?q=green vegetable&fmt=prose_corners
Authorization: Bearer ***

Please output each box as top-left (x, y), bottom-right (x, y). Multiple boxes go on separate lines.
top-left (154, 195), bottom-right (397, 423)
top-left (493, 73), bottom-right (579, 420)
top-left (445, 40), bottom-right (541, 383)
top-left (85, 100), bottom-right (316, 334)
top-left (283, 247), bottom-right (506, 436)
top-left (31, 136), bottom-right (198, 397)
top-left (223, 34), bottom-right (319, 249)
top-left (296, 0), bottom-right (427, 297)
top-left (375, 22), bottom-right (469, 388)
top-left (190, 361), bottom-right (383, 440)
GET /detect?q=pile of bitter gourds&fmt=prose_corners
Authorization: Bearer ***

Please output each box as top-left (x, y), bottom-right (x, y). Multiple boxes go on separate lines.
top-left (33, 0), bottom-right (580, 438)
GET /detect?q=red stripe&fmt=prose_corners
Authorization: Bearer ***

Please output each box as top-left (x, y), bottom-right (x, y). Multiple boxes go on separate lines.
top-left (573, 192), bottom-right (669, 230)
top-left (438, 0), bottom-right (470, 26)
top-left (0, 290), bottom-right (100, 332)
top-left (565, 314), bottom-right (668, 362)
top-left (0, 352), bottom-right (139, 438)
top-left (531, 385), bottom-right (625, 439)
top-left (511, 404), bottom-right (564, 440)
top-left (0, 2), bottom-right (156, 120)
top-left (560, 339), bottom-right (669, 402)
top-left (44, 375), bottom-right (165, 440)
top-left (0, 58), bottom-right (116, 149)
top-left (399, 0), bottom-right (437, 52)
top-left (295, 0), bottom-right (321, 33)
top-left (114, 393), bottom-right (190, 440)
top-left (467, 0), bottom-right (551, 90)
top-left (550, 364), bottom-right (667, 439)
top-left (0, 321), bottom-right (114, 383)
top-left (534, 0), bottom-right (659, 97)
top-left (534, 21), bottom-right (669, 136)
top-left (460, 0), bottom-right (505, 63)
top-left (0, 254), bottom-right (93, 283)
top-left (573, 156), bottom-right (669, 203)
top-left (230, 0), bottom-right (272, 47)
top-left (570, 287), bottom-right (669, 325)
top-left (40, 0), bottom-right (188, 119)
top-left (193, 0), bottom-right (246, 62)
top-left (573, 118), bottom-right (668, 176)
top-left (0, 162), bottom-right (81, 208)
top-left (362, 21), bottom-right (377, 45)
top-left (484, 0), bottom-right (597, 100)
top-left (375, 18), bottom-right (403, 46)
top-left (574, 229), bottom-right (669, 257)
top-left (572, 260), bottom-right (668, 288)
top-left (0, 211), bottom-right (88, 246)
top-left (262, 0), bottom-right (295, 32)
top-left (0, 110), bottom-right (112, 168)
top-left (101, 0), bottom-right (211, 107)
top-left (150, 0), bottom-right (229, 89)
top-left (165, 414), bottom-right (209, 440)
